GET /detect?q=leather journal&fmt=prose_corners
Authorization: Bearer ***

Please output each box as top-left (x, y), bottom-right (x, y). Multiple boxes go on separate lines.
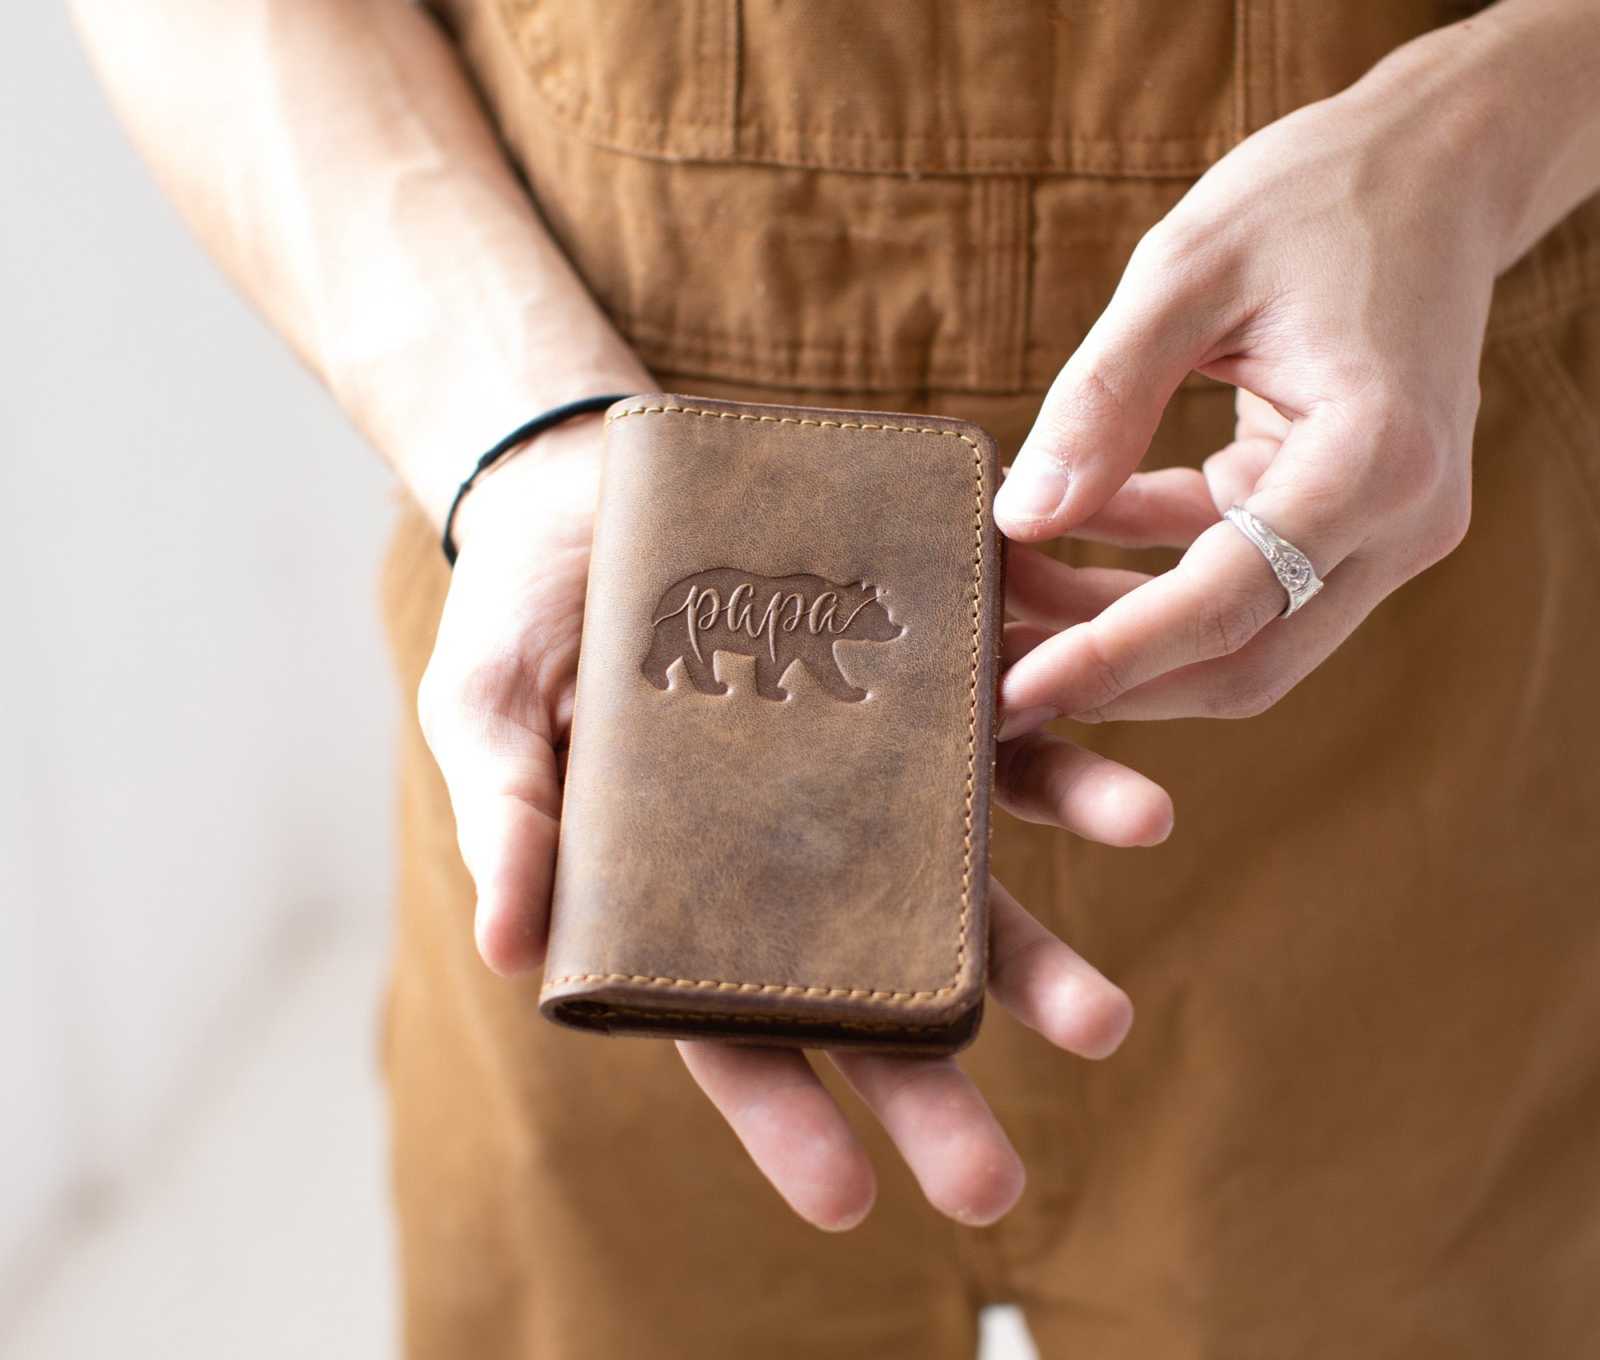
top-left (540, 395), bottom-right (1001, 1053)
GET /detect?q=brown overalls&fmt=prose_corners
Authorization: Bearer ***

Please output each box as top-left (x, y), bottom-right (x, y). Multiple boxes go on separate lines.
top-left (380, 4), bottom-right (1600, 1355)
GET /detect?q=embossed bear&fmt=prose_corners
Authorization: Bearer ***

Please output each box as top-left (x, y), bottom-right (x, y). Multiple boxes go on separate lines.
top-left (643, 568), bottom-right (902, 702)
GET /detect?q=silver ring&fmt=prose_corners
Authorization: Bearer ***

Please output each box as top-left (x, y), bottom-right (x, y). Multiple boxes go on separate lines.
top-left (1222, 506), bottom-right (1324, 617)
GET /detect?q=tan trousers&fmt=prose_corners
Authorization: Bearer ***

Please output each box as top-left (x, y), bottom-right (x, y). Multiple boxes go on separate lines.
top-left (381, 3), bottom-right (1600, 1354)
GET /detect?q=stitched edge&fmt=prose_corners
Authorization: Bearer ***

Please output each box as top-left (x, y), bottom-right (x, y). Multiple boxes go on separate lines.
top-left (542, 401), bottom-right (986, 1005)
top-left (496, 0), bottom-right (1233, 177)
top-left (549, 1001), bottom-right (966, 1037)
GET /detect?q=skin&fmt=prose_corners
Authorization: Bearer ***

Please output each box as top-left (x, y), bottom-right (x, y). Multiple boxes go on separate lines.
top-left (71, 0), bottom-right (1600, 1231)
top-left (994, 3), bottom-right (1600, 734)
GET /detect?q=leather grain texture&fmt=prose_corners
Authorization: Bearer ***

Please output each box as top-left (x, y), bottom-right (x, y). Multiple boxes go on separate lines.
top-left (540, 394), bottom-right (1001, 1052)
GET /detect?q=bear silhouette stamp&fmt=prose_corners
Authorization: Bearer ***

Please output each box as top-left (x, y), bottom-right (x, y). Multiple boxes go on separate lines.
top-left (643, 568), bottom-right (902, 702)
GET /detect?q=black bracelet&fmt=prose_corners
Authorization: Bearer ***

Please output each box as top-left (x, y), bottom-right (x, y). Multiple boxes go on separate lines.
top-left (440, 393), bottom-right (632, 566)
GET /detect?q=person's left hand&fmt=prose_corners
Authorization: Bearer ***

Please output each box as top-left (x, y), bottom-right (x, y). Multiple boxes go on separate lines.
top-left (993, 39), bottom-right (1500, 734)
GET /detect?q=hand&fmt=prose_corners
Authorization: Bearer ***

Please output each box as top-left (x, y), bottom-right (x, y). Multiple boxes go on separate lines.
top-left (993, 41), bottom-right (1503, 733)
top-left (417, 417), bottom-right (1170, 1231)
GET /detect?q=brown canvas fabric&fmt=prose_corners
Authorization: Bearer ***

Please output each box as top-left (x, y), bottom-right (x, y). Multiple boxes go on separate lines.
top-left (379, 4), bottom-right (1600, 1355)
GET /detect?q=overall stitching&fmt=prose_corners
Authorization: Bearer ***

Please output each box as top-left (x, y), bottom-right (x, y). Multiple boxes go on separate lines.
top-left (541, 401), bottom-right (987, 1005)
top-left (498, 0), bottom-right (1233, 176)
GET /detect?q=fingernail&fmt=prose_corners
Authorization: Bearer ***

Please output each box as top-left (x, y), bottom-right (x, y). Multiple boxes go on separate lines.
top-left (997, 706), bottom-right (1058, 742)
top-left (995, 460), bottom-right (1068, 525)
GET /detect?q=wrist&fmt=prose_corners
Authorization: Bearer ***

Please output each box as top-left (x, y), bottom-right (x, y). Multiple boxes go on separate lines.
top-left (324, 258), bottom-right (651, 530)
top-left (1355, 3), bottom-right (1600, 273)
top-left (448, 408), bottom-right (611, 558)
top-left (397, 355), bottom-right (648, 528)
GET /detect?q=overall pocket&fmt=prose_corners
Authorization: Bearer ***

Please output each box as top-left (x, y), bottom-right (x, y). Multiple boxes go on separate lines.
top-left (496, 0), bottom-right (1240, 176)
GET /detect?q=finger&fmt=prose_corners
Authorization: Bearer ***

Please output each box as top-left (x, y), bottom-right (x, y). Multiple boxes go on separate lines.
top-left (420, 682), bottom-right (562, 976)
top-left (456, 777), bottom-right (561, 975)
top-left (987, 878), bottom-right (1134, 1060)
top-left (829, 1051), bottom-right (1025, 1227)
top-left (1004, 543), bottom-right (1149, 629)
top-left (1070, 551), bottom-right (1385, 721)
top-left (998, 420), bottom-right (1370, 729)
top-left (678, 1040), bottom-right (876, 1233)
top-left (997, 522), bottom-right (1295, 725)
top-left (1234, 386), bottom-right (1293, 442)
top-left (994, 733), bottom-right (1174, 846)
top-left (1201, 435), bottom-right (1278, 512)
top-left (995, 230), bottom-right (1217, 540)
top-left (1061, 389), bottom-right (1286, 548)
top-left (1197, 388), bottom-right (1289, 513)
top-left (1002, 621), bottom-right (1054, 669)
top-left (1060, 466), bottom-right (1221, 549)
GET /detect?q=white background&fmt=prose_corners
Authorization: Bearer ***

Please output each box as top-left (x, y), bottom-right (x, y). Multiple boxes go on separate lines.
top-left (2, 5), bottom-right (397, 1354)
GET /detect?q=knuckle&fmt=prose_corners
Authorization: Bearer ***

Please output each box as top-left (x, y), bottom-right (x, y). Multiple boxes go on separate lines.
top-left (1076, 630), bottom-right (1130, 712)
top-left (1355, 409), bottom-right (1472, 572)
top-left (1194, 587), bottom-right (1270, 661)
top-left (1284, 471), bottom-right (1348, 531)
top-left (1125, 225), bottom-right (1171, 280)
top-left (1044, 359), bottom-right (1127, 446)
top-left (415, 663), bottom-right (449, 742)
top-left (1127, 212), bottom-right (1233, 307)
top-left (1358, 401), bottom-right (1459, 514)
top-left (1131, 213), bottom-right (1209, 280)
top-left (1439, 483), bottom-right (1473, 554)
top-left (1072, 363), bottom-right (1126, 422)
top-left (1386, 435), bottom-right (1450, 511)
top-left (417, 651), bottom-right (527, 745)
top-left (1202, 663), bottom-right (1288, 720)
top-left (454, 653), bottom-right (526, 716)
top-left (1420, 475), bottom-right (1473, 565)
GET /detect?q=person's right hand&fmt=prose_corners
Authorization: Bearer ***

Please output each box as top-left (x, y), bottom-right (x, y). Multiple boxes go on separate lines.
top-left (418, 418), bottom-right (1171, 1231)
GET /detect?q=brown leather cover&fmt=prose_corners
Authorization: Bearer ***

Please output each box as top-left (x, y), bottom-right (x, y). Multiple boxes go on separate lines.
top-left (540, 395), bottom-right (1000, 1053)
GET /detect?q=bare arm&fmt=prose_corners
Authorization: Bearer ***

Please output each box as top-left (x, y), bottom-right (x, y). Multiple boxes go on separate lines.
top-left (68, 0), bottom-right (650, 528)
top-left (71, 0), bottom-right (1156, 1233)
top-left (1480, 0), bottom-right (1600, 270)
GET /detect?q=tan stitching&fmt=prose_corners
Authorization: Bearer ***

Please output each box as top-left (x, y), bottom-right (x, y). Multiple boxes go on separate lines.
top-left (603, 402), bottom-right (985, 450)
top-left (542, 401), bottom-right (986, 1004)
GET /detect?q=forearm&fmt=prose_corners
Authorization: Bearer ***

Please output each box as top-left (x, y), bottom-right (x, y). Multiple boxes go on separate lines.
top-left (1356, 0), bottom-right (1600, 273)
top-left (70, 0), bottom-right (649, 526)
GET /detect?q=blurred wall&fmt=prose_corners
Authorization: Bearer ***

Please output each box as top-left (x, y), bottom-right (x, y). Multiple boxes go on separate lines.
top-left (0, 5), bottom-right (396, 1298)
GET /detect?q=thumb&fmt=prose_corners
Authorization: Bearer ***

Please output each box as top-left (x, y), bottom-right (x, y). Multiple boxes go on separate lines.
top-left (417, 662), bottom-right (564, 977)
top-left (996, 235), bottom-right (1215, 541)
top-left (452, 761), bottom-right (562, 976)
